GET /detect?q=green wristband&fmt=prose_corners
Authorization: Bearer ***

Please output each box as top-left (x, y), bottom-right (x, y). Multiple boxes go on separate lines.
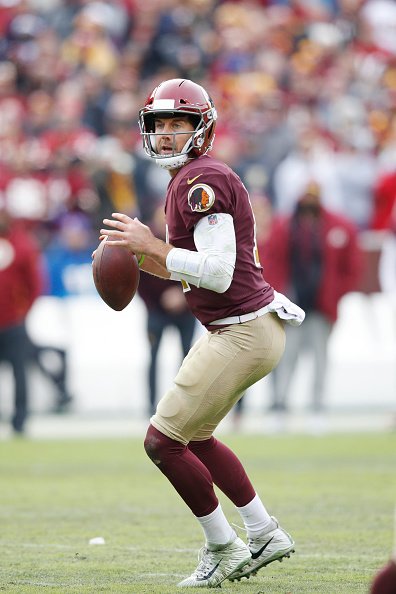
top-left (138, 254), bottom-right (145, 267)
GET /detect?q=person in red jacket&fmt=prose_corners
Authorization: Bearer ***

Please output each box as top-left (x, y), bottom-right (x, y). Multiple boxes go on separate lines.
top-left (371, 169), bottom-right (396, 231)
top-left (262, 181), bottom-right (363, 415)
top-left (0, 205), bottom-right (44, 433)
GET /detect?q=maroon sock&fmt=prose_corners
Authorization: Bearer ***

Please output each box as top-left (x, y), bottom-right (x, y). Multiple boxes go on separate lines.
top-left (188, 437), bottom-right (256, 507)
top-left (144, 424), bottom-right (219, 517)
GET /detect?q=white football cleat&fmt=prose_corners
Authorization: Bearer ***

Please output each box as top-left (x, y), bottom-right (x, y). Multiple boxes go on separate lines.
top-left (229, 517), bottom-right (295, 581)
top-left (177, 536), bottom-right (251, 588)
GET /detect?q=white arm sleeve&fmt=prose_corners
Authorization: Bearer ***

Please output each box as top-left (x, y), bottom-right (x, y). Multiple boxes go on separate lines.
top-left (165, 213), bottom-right (236, 293)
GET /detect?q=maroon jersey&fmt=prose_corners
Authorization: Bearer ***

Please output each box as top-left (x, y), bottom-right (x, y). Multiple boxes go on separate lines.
top-left (165, 155), bottom-right (274, 326)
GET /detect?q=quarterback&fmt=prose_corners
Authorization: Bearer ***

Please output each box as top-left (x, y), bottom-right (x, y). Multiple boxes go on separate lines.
top-left (101, 79), bottom-right (305, 588)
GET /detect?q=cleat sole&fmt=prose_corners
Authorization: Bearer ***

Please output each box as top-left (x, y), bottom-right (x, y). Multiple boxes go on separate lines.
top-left (229, 547), bottom-right (295, 581)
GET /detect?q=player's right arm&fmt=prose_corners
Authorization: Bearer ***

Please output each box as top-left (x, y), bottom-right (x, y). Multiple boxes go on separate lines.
top-left (166, 212), bottom-right (236, 293)
top-left (139, 255), bottom-right (171, 279)
top-left (100, 211), bottom-right (236, 290)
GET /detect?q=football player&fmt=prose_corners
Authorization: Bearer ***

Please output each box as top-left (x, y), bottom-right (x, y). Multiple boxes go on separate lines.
top-left (101, 79), bottom-right (305, 588)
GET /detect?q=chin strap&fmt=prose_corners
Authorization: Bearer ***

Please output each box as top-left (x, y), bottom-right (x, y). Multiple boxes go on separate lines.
top-left (154, 134), bottom-right (194, 170)
top-left (155, 153), bottom-right (189, 170)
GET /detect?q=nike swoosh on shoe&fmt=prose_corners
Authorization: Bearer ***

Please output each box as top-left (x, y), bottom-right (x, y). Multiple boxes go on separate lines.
top-left (196, 560), bottom-right (222, 581)
top-left (251, 536), bottom-right (275, 560)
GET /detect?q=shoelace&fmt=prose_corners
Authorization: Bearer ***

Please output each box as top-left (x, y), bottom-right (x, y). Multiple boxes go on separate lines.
top-left (194, 548), bottom-right (219, 578)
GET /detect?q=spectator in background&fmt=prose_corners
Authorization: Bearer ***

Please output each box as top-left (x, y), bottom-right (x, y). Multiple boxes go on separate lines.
top-left (0, 203), bottom-right (44, 434)
top-left (27, 340), bottom-right (73, 414)
top-left (137, 205), bottom-right (196, 417)
top-left (378, 203), bottom-right (396, 428)
top-left (378, 204), bottom-right (396, 297)
top-left (88, 91), bottom-right (140, 227)
top-left (60, 5), bottom-right (120, 78)
top-left (233, 193), bottom-right (274, 426)
top-left (272, 125), bottom-right (344, 217)
top-left (262, 181), bottom-right (363, 424)
top-left (43, 210), bottom-right (97, 298)
top-left (371, 166), bottom-right (396, 232)
top-left (39, 210), bottom-right (98, 412)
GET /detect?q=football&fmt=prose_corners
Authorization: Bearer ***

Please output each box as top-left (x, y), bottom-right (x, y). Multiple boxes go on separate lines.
top-left (92, 236), bottom-right (140, 311)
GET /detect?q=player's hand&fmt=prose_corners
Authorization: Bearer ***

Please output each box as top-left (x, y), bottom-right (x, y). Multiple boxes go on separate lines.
top-left (101, 213), bottom-right (154, 255)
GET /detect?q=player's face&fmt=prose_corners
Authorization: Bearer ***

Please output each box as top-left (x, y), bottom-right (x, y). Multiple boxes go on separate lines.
top-left (154, 116), bottom-right (195, 156)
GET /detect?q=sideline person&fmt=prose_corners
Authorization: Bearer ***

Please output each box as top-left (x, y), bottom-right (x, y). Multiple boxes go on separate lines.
top-left (98, 79), bottom-right (305, 588)
top-left (263, 181), bottom-right (363, 418)
top-left (0, 205), bottom-right (44, 434)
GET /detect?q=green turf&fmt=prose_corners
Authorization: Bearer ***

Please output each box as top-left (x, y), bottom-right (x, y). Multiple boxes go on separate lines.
top-left (0, 432), bottom-right (395, 593)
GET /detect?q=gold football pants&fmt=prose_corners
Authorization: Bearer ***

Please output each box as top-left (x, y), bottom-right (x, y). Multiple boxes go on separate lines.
top-left (151, 312), bottom-right (286, 444)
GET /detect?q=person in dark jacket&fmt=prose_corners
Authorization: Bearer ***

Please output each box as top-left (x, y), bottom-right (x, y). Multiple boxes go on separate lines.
top-left (262, 181), bottom-right (363, 414)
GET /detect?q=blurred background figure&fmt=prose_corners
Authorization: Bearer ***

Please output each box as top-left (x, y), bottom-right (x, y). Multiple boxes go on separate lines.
top-left (43, 210), bottom-right (97, 298)
top-left (378, 204), bottom-right (396, 300)
top-left (137, 206), bottom-right (196, 417)
top-left (0, 203), bottom-right (44, 434)
top-left (233, 193), bottom-right (274, 427)
top-left (40, 210), bottom-right (98, 413)
top-left (378, 203), bottom-right (396, 428)
top-left (262, 181), bottom-right (363, 429)
top-left (27, 340), bottom-right (72, 414)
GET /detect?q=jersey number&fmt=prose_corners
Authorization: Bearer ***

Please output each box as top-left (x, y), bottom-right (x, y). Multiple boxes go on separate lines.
top-left (181, 279), bottom-right (191, 292)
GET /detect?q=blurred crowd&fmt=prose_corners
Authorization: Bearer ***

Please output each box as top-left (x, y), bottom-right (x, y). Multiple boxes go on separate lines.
top-left (1, 0), bottom-right (396, 244)
top-left (1, 0), bottom-right (396, 431)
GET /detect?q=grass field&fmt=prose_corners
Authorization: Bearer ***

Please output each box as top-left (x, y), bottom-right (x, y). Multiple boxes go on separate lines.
top-left (0, 432), bottom-right (395, 594)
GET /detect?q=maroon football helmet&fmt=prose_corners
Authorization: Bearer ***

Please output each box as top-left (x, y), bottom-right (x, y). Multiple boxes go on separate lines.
top-left (139, 78), bottom-right (217, 170)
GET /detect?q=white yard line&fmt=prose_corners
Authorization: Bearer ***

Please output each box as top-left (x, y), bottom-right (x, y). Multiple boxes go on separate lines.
top-left (0, 541), bottom-right (196, 553)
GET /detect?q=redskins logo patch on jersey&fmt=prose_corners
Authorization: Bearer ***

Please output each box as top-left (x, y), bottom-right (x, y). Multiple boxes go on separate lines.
top-left (188, 183), bottom-right (215, 212)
